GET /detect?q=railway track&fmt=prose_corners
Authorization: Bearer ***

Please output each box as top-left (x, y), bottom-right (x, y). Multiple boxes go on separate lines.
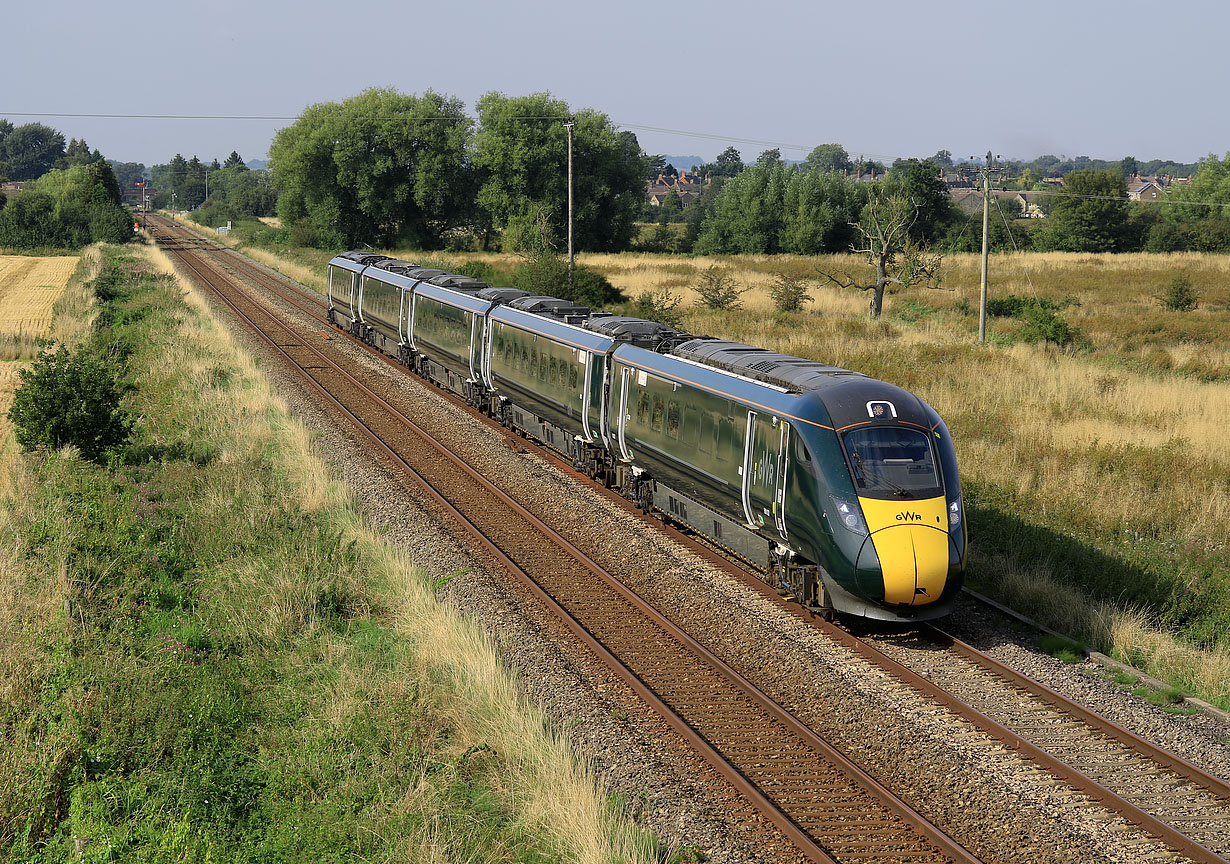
top-left (150, 218), bottom-right (983, 864)
top-left (149, 216), bottom-right (1230, 863)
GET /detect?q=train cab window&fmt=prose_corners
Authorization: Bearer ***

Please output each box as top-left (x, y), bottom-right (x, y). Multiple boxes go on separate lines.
top-left (666, 401), bottom-right (680, 439)
top-left (636, 391), bottom-right (650, 425)
top-left (651, 396), bottom-right (665, 432)
top-left (843, 427), bottom-right (941, 497)
top-left (794, 435), bottom-right (821, 478)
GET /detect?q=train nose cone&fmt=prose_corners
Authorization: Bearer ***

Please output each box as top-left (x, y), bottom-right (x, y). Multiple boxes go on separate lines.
top-left (856, 497), bottom-right (950, 606)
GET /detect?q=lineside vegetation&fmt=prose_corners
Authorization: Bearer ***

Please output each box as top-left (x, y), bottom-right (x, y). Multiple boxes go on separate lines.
top-left (184, 210), bottom-right (1230, 709)
top-left (0, 243), bottom-right (655, 862)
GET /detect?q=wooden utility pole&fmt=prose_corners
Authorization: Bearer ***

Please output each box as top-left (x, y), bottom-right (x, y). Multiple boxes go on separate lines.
top-left (564, 120), bottom-right (575, 289)
top-left (979, 150), bottom-right (991, 343)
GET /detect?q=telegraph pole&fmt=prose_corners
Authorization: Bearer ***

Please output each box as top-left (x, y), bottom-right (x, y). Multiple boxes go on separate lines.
top-left (563, 120), bottom-right (575, 289)
top-left (979, 150), bottom-right (991, 343)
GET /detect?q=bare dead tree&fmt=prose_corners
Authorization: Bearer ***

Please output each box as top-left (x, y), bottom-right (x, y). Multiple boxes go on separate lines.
top-left (816, 190), bottom-right (944, 319)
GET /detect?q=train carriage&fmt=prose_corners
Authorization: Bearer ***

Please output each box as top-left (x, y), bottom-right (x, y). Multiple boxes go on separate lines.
top-left (486, 301), bottom-right (613, 460)
top-left (410, 282), bottom-right (492, 398)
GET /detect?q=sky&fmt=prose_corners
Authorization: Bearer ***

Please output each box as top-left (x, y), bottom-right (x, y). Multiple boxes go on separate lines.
top-left (5, 0), bottom-right (1228, 171)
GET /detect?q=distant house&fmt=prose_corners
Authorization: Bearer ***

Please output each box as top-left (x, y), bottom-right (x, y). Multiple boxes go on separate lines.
top-left (0, 181), bottom-right (26, 197)
top-left (645, 171), bottom-right (710, 208)
top-left (951, 189), bottom-right (1041, 218)
top-left (1128, 180), bottom-right (1164, 201)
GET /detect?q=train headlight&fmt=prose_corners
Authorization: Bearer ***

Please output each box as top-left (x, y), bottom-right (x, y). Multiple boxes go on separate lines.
top-left (829, 497), bottom-right (868, 536)
top-left (948, 499), bottom-right (962, 529)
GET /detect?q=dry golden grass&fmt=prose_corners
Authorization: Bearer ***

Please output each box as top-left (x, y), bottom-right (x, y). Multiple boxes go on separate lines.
top-left (0, 255), bottom-right (79, 358)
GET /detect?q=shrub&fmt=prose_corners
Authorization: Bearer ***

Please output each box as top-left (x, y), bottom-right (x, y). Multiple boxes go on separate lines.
top-left (8, 343), bottom-right (131, 460)
top-left (1159, 274), bottom-right (1198, 312)
top-left (629, 288), bottom-right (685, 329)
top-left (1018, 304), bottom-right (1081, 348)
top-left (768, 274), bottom-right (813, 313)
top-left (695, 266), bottom-right (745, 310)
top-left (510, 256), bottom-right (624, 309)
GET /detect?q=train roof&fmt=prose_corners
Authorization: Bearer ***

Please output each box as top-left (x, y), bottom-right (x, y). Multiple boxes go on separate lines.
top-left (670, 338), bottom-right (863, 392)
top-left (584, 314), bottom-right (684, 350)
top-left (490, 304), bottom-right (616, 354)
top-left (507, 295), bottom-right (590, 325)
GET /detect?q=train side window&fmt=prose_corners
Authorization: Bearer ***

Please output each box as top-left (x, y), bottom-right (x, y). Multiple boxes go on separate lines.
top-left (530, 348), bottom-right (538, 376)
top-left (637, 391), bottom-right (650, 425)
top-left (548, 357), bottom-right (558, 386)
top-left (666, 401), bottom-right (680, 439)
top-left (717, 418), bottom-right (733, 462)
top-left (539, 351), bottom-right (548, 380)
top-left (681, 407), bottom-right (699, 445)
top-left (699, 412), bottom-right (713, 453)
top-left (569, 363), bottom-right (578, 390)
top-left (651, 396), bottom-right (664, 432)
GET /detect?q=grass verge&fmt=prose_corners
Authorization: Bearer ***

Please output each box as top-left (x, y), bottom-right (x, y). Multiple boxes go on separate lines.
top-left (0, 242), bottom-right (654, 863)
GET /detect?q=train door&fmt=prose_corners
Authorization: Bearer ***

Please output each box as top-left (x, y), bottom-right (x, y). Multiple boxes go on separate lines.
top-left (355, 276), bottom-right (366, 323)
top-left (467, 312), bottom-right (481, 381)
top-left (616, 365), bottom-right (634, 461)
top-left (741, 411), bottom-right (789, 540)
top-left (397, 287), bottom-right (412, 346)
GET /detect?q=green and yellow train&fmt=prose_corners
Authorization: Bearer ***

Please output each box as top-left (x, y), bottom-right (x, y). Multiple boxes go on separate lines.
top-left (328, 251), bottom-right (967, 621)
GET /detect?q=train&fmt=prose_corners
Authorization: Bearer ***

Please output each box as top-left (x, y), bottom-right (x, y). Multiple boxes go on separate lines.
top-left (325, 251), bottom-right (967, 621)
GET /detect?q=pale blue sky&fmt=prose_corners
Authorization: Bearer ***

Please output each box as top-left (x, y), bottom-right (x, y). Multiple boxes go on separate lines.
top-left (6, 0), bottom-right (1226, 168)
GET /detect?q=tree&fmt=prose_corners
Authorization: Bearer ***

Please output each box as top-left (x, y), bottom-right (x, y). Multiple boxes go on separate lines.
top-left (1040, 170), bottom-right (1130, 252)
top-left (931, 149), bottom-right (954, 167)
top-left (473, 91), bottom-right (644, 252)
top-left (884, 158), bottom-right (955, 243)
top-left (701, 146), bottom-right (744, 178)
top-left (271, 87), bottom-right (474, 248)
top-left (816, 188), bottom-right (943, 319)
top-left (757, 147), bottom-right (782, 166)
top-left (58, 138), bottom-right (102, 169)
top-left (1120, 155), bottom-right (1139, 178)
top-left (658, 189), bottom-right (683, 222)
top-left (2, 122), bottom-right (66, 180)
top-left (224, 151), bottom-right (246, 169)
top-left (805, 143), bottom-right (852, 174)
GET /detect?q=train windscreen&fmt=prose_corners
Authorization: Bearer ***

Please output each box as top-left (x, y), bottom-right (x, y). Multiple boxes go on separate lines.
top-left (842, 426), bottom-right (941, 498)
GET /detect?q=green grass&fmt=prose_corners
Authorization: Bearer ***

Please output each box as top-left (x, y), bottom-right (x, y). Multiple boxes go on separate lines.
top-left (1, 247), bottom-right (654, 863)
top-left (1037, 634), bottom-right (1086, 664)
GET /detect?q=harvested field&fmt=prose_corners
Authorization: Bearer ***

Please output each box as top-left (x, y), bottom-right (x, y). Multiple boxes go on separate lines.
top-left (0, 255), bottom-right (79, 359)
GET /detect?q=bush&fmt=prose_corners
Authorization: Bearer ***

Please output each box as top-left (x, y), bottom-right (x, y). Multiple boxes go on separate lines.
top-left (768, 274), bottom-right (813, 312)
top-left (510, 256), bottom-right (624, 308)
top-left (1159, 274), bottom-right (1198, 312)
top-left (8, 343), bottom-right (131, 460)
top-left (695, 266), bottom-right (745, 310)
top-left (629, 288), bottom-right (685, 329)
top-left (1018, 304), bottom-right (1081, 348)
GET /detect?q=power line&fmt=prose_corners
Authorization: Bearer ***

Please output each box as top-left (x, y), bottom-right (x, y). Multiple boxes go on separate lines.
top-left (0, 109), bottom-right (898, 162)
